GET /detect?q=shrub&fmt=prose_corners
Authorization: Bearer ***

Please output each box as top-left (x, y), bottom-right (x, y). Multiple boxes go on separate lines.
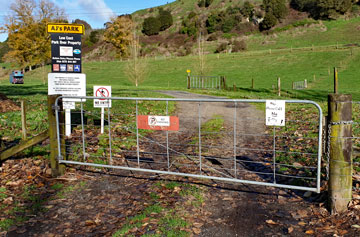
top-left (241, 1), bottom-right (254, 18)
top-left (263, 0), bottom-right (288, 20)
top-left (232, 40), bottom-right (247, 52)
top-left (260, 12), bottom-right (278, 31)
top-left (158, 8), bottom-right (173, 31)
top-left (222, 17), bottom-right (236, 33)
top-left (198, 0), bottom-right (213, 7)
top-left (143, 16), bottom-right (161, 36)
top-left (215, 42), bottom-right (228, 53)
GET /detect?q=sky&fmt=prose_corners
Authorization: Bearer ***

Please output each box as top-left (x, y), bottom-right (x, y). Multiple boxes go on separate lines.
top-left (0, 0), bottom-right (175, 42)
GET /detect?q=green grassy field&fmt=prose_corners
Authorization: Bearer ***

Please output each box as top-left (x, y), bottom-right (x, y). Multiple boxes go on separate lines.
top-left (1, 16), bottom-right (360, 102)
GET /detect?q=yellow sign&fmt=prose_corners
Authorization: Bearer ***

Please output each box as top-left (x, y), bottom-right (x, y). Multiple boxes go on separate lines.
top-left (47, 23), bottom-right (84, 34)
top-left (186, 69), bottom-right (191, 73)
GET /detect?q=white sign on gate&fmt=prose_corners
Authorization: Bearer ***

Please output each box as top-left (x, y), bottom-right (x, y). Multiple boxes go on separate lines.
top-left (93, 86), bottom-right (112, 108)
top-left (266, 100), bottom-right (285, 126)
top-left (48, 73), bottom-right (86, 102)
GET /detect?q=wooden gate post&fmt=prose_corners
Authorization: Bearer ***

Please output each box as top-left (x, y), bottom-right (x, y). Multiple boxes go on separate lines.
top-left (187, 75), bottom-right (190, 89)
top-left (47, 95), bottom-right (65, 177)
top-left (328, 94), bottom-right (353, 213)
top-left (21, 100), bottom-right (27, 140)
top-left (277, 77), bottom-right (281, 96)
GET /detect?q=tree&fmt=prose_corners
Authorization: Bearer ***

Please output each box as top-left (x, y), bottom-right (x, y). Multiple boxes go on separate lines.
top-left (142, 16), bottom-right (161, 36)
top-left (158, 8), bottom-right (173, 31)
top-left (3, 0), bottom-right (66, 71)
top-left (316, 0), bottom-right (355, 19)
top-left (125, 33), bottom-right (148, 87)
top-left (260, 12), bottom-right (278, 30)
top-left (104, 15), bottom-right (134, 57)
top-left (241, 1), bottom-right (255, 18)
top-left (263, 0), bottom-right (288, 20)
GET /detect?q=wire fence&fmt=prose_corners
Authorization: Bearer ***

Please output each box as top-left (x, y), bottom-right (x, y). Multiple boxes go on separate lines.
top-left (55, 96), bottom-right (323, 192)
top-left (0, 98), bottom-right (48, 149)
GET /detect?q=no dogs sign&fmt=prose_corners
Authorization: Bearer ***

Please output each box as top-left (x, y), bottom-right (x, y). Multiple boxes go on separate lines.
top-left (93, 86), bottom-right (112, 108)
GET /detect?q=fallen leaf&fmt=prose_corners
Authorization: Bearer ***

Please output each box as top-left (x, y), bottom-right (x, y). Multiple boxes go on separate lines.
top-left (288, 227), bottom-right (294, 233)
top-left (85, 220), bottom-right (95, 226)
top-left (298, 221), bottom-right (307, 226)
top-left (305, 230), bottom-right (314, 235)
top-left (351, 224), bottom-right (360, 229)
top-left (266, 219), bottom-right (277, 225)
top-left (193, 222), bottom-right (203, 228)
top-left (192, 228), bottom-right (201, 234)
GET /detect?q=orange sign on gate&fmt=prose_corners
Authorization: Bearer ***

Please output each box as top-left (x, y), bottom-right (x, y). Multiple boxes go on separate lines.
top-left (137, 115), bottom-right (179, 131)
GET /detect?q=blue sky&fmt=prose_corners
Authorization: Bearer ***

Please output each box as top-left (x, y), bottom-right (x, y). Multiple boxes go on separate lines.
top-left (0, 0), bottom-right (175, 42)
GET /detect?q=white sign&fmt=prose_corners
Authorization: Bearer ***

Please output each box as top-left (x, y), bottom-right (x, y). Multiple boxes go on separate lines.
top-left (93, 86), bottom-right (112, 108)
top-left (148, 116), bottom-right (170, 127)
top-left (60, 46), bottom-right (73, 56)
top-left (63, 101), bottom-right (75, 110)
top-left (266, 100), bottom-right (285, 126)
top-left (48, 73), bottom-right (86, 102)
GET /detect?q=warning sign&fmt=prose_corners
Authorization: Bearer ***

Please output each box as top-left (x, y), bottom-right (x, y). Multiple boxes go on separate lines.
top-left (137, 115), bottom-right (179, 131)
top-left (266, 100), bottom-right (285, 126)
top-left (94, 86), bottom-right (112, 108)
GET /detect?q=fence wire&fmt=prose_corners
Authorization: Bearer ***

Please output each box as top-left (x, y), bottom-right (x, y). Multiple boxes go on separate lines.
top-left (0, 98), bottom-right (48, 149)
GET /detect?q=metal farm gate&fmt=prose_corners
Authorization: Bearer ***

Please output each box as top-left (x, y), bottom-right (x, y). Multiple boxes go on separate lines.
top-left (55, 96), bottom-right (323, 193)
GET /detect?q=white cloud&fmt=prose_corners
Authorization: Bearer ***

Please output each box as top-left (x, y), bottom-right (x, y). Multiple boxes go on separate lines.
top-left (76, 0), bottom-right (115, 22)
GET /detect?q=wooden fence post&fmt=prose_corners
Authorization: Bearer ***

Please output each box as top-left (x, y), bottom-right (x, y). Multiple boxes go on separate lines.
top-left (187, 75), bottom-right (190, 89)
top-left (328, 94), bottom-right (353, 213)
top-left (251, 78), bottom-right (254, 89)
top-left (47, 95), bottom-right (65, 177)
top-left (233, 84), bottom-right (236, 91)
top-left (277, 77), bottom-right (281, 96)
top-left (334, 67), bottom-right (338, 94)
top-left (21, 100), bottom-right (27, 140)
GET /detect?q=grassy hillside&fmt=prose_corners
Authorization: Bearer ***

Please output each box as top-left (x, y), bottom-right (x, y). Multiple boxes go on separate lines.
top-left (1, 5), bottom-right (360, 102)
top-left (132, 0), bottom-right (261, 31)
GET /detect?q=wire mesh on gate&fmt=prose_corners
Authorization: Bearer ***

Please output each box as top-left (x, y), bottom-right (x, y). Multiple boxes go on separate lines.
top-left (55, 96), bottom-right (323, 192)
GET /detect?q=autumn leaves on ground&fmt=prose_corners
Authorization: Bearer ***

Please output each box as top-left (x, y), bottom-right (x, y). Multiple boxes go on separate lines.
top-left (1, 92), bottom-right (360, 236)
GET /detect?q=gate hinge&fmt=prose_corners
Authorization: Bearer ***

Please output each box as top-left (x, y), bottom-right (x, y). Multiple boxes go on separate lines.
top-left (52, 105), bottom-right (60, 111)
top-left (57, 155), bottom-right (64, 161)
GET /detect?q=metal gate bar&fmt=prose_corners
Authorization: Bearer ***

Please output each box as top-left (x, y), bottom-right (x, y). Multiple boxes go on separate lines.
top-left (55, 96), bottom-right (323, 193)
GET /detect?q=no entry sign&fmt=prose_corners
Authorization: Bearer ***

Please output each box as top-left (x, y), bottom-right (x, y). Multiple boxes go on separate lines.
top-left (93, 86), bottom-right (112, 108)
top-left (137, 115), bottom-right (179, 131)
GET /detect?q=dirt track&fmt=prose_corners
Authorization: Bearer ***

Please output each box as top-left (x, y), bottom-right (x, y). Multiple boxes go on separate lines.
top-left (3, 91), bottom-right (360, 236)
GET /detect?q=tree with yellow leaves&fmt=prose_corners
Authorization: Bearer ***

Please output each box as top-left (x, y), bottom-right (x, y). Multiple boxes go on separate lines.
top-left (104, 15), bottom-right (134, 58)
top-left (2, 0), bottom-right (66, 72)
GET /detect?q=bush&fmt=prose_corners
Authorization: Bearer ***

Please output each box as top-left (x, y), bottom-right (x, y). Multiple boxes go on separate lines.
top-left (241, 1), bottom-right (254, 18)
top-left (260, 12), bottom-right (278, 31)
top-left (263, 0), bottom-right (288, 20)
top-left (198, 0), bottom-right (213, 7)
top-left (143, 16), bottom-right (161, 36)
top-left (215, 42), bottom-right (228, 53)
top-left (158, 8), bottom-right (173, 31)
top-left (222, 17), bottom-right (236, 33)
top-left (89, 30), bottom-right (102, 44)
top-left (232, 40), bottom-right (247, 52)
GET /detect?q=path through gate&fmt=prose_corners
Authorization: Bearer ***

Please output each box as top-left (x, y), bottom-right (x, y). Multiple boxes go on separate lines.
top-left (55, 96), bottom-right (323, 193)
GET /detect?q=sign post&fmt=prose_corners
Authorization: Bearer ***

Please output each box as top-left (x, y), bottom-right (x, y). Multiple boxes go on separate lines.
top-left (93, 86), bottom-right (112, 134)
top-left (47, 23), bottom-right (85, 137)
